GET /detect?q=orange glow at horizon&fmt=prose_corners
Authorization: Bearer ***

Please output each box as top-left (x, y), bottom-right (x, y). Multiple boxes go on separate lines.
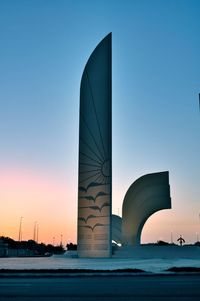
top-left (141, 209), bottom-right (200, 244)
top-left (1, 167), bottom-right (199, 246)
top-left (0, 167), bottom-right (77, 245)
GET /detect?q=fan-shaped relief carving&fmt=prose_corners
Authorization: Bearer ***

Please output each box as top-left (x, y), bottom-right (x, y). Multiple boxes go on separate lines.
top-left (79, 159), bottom-right (111, 186)
top-left (78, 73), bottom-right (111, 186)
top-left (79, 112), bottom-right (106, 163)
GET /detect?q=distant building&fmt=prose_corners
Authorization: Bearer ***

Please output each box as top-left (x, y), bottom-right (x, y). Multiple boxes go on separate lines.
top-left (0, 239), bottom-right (8, 257)
top-left (7, 248), bottom-right (35, 257)
top-left (0, 238), bottom-right (35, 257)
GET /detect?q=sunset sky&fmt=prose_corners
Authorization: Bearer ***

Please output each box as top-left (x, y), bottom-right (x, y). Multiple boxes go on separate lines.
top-left (0, 0), bottom-right (200, 245)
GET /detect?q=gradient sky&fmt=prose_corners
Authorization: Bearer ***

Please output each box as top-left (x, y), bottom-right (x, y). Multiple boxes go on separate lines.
top-left (0, 0), bottom-right (200, 245)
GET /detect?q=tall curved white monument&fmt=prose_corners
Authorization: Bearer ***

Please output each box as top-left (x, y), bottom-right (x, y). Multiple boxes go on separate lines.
top-left (77, 33), bottom-right (112, 258)
top-left (77, 34), bottom-right (172, 258)
top-left (122, 171), bottom-right (171, 246)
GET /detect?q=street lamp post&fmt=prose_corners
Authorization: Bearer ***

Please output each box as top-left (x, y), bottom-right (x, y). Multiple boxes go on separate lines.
top-left (18, 216), bottom-right (23, 242)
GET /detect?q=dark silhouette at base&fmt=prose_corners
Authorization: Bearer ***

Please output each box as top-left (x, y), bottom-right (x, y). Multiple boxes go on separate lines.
top-left (177, 235), bottom-right (185, 246)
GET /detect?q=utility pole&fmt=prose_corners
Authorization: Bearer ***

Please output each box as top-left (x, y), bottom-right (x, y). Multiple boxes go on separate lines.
top-left (33, 221), bottom-right (37, 241)
top-left (36, 224), bottom-right (39, 243)
top-left (53, 237), bottom-right (55, 246)
top-left (170, 231), bottom-right (173, 244)
top-left (18, 217), bottom-right (23, 242)
top-left (60, 234), bottom-right (63, 246)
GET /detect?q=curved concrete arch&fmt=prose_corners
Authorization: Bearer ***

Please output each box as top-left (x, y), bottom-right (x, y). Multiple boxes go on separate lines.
top-left (122, 171), bottom-right (171, 246)
top-left (112, 214), bottom-right (122, 244)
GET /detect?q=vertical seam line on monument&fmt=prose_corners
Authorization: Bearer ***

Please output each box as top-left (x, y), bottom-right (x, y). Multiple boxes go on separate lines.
top-left (108, 34), bottom-right (112, 257)
top-left (80, 137), bottom-right (103, 163)
top-left (199, 93), bottom-right (200, 112)
top-left (80, 113), bottom-right (105, 162)
top-left (86, 70), bottom-right (107, 159)
top-left (79, 151), bottom-right (102, 165)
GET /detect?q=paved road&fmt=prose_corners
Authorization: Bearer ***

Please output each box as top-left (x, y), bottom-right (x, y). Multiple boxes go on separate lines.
top-left (0, 275), bottom-right (200, 301)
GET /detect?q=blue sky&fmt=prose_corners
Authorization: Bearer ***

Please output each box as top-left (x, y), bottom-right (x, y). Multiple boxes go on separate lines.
top-left (0, 0), bottom-right (200, 243)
